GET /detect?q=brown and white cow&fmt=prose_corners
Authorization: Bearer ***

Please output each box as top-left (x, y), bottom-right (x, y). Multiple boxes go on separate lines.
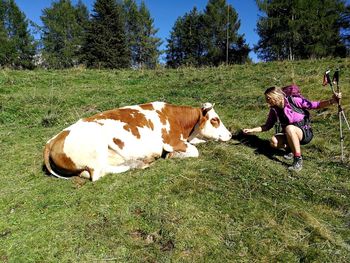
top-left (43, 102), bottom-right (232, 181)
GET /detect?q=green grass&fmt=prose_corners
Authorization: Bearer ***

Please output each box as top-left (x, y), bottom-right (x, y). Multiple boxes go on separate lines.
top-left (1, 59), bottom-right (350, 262)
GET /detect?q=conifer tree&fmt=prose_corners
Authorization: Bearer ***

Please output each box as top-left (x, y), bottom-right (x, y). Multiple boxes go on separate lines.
top-left (82, 0), bottom-right (129, 69)
top-left (203, 0), bottom-right (250, 65)
top-left (0, 0), bottom-right (36, 69)
top-left (342, 4), bottom-right (350, 53)
top-left (75, 0), bottom-right (90, 62)
top-left (123, 0), bottom-right (139, 67)
top-left (0, 1), bottom-right (11, 66)
top-left (41, 0), bottom-right (89, 68)
top-left (0, 21), bottom-right (13, 67)
top-left (7, 0), bottom-right (36, 68)
top-left (123, 0), bottom-right (161, 69)
top-left (166, 17), bottom-right (185, 68)
top-left (166, 8), bottom-right (206, 67)
top-left (136, 1), bottom-right (161, 68)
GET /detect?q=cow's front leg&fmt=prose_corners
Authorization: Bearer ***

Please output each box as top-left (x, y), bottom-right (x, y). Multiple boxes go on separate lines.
top-left (166, 142), bottom-right (199, 159)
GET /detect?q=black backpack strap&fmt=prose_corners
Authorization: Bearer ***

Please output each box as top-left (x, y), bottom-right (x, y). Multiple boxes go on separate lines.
top-left (271, 107), bottom-right (282, 134)
top-left (287, 96), bottom-right (311, 127)
top-left (287, 96), bottom-right (304, 115)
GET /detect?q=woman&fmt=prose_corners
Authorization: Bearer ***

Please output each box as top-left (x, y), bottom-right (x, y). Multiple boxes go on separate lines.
top-left (243, 86), bottom-right (341, 172)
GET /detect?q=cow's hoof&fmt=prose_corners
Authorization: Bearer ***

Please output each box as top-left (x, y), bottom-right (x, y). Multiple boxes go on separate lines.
top-left (79, 170), bottom-right (91, 179)
top-left (165, 152), bottom-right (174, 159)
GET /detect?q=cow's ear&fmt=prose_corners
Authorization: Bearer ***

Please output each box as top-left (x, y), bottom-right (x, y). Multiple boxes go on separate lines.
top-left (201, 102), bottom-right (214, 116)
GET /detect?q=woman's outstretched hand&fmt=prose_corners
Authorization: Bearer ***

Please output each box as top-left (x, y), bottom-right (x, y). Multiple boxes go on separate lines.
top-left (243, 128), bottom-right (253, 134)
top-left (332, 92), bottom-right (342, 103)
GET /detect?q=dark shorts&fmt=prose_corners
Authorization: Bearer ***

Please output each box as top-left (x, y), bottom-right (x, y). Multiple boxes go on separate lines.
top-left (295, 125), bottom-right (313, 145)
top-left (278, 124), bottom-right (313, 145)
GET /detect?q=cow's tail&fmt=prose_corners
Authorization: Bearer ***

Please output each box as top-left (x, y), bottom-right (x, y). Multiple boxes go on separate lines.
top-left (43, 140), bottom-right (69, 180)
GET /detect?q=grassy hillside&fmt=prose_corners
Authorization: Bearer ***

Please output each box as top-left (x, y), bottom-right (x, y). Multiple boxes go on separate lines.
top-left (0, 59), bottom-right (349, 262)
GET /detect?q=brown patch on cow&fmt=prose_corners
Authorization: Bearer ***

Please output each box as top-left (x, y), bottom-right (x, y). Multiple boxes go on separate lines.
top-left (113, 138), bottom-right (125, 149)
top-left (210, 117), bottom-right (220, 128)
top-left (199, 114), bottom-right (209, 130)
top-left (147, 119), bottom-right (154, 130)
top-left (156, 110), bottom-right (168, 125)
top-left (140, 103), bottom-right (154, 111)
top-left (158, 104), bottom-right (202, 152)
top-left (123, 124), bottom-right (141, 138)
top-left (84, 108), bottom-right (155, 138)
top-left (162, 128), bottom-right (188, 152)
top-left (49, 131), bottom-right (80, 174)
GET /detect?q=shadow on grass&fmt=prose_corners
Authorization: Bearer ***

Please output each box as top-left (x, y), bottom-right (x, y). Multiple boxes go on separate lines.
top-left (232, 130), bottom-right (288, 165)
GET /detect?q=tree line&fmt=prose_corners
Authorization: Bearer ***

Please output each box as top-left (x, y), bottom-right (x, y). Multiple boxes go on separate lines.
top-left (0, 0), bottom-right (349, 70)
top-left (255, 0), bottom-right (350, 61)
top-left (0, 0), bottom-right (161, 69)
top-left (166, 0), bottom-right (251, 67)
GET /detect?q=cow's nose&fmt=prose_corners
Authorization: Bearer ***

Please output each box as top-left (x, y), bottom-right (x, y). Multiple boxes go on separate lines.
top-left (219, 132), bottom-right (232, 141)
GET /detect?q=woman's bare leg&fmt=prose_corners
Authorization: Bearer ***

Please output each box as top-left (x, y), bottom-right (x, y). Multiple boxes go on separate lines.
top-left (284, 125), bottom-right (303, 155)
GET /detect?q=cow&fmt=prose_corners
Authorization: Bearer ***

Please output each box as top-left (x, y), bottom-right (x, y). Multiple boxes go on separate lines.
top-left (43, 101), bottom-right (232, 181)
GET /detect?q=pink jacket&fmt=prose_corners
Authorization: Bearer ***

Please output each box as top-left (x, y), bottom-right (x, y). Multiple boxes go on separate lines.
top-left (262, 97), bottom-right (320, 131)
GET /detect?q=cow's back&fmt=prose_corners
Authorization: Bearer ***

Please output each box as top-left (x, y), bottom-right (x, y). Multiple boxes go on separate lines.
top-left (82, 102), bottom-right (168, 159)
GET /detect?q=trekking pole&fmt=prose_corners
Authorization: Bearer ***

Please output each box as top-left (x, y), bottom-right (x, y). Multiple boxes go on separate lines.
top-left (323, 69), bottom-right (350, 162)
top-left (333, 70), bottom-right (350, 162)
top-left (323, 70), bottom-right (335, 94)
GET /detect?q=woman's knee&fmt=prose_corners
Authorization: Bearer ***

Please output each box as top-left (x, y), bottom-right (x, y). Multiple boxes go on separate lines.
top-left (285, 125), bottom-right (295, 134)
top-left (270, 136), bottom-right (278, 148)
top-left (285, 125), bottom-right (303, 140)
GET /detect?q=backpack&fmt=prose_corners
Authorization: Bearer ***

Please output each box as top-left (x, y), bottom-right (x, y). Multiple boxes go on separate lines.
top-left (274, 84), bottom-right (311, 133)
top-left (282, 84), bottom-right (303, 98)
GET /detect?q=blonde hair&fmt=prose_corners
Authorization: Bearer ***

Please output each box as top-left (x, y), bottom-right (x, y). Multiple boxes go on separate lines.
top-left (264, 86), bottom-right (285, 108)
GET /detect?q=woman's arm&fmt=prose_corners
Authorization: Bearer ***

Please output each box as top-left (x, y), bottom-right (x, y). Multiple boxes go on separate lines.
top-left (318, 93), bottom-right (342, 109)
top-left (243, 126), bottom-right (263, 134)
top-left (292, 92), bottom-right (341, 109)
top-left (243, 108), bottom-right (276, 134)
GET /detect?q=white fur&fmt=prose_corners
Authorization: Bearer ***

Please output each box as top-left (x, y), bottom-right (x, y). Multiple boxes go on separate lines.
top-left (171, 142), bottom-right (199, 158)
top-left (188, 138), bottom-right (206, 144)
top-left (57, 103), bottom-right (168, 180)
top-left (198, 108), bottom-right (232, 141)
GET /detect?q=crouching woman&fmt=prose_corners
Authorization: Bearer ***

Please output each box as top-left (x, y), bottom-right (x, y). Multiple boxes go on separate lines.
top-left (243, 86), bottom-right (341, 172)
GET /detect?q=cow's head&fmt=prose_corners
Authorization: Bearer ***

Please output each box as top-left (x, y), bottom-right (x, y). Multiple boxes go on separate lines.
top-left (197, 103), bottom-right (232, 141)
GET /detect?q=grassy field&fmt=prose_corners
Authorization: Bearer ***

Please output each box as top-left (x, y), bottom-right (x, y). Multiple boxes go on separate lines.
top-left (0, 59), bottom-right (349, 262)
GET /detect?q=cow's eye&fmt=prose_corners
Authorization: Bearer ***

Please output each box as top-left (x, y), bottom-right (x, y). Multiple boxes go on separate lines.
top-left (210, 117), bottom-right (220, 128)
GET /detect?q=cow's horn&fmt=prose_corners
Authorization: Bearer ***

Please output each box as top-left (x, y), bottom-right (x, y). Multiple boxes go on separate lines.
top-left (202, 102), bottom-right (214, 110)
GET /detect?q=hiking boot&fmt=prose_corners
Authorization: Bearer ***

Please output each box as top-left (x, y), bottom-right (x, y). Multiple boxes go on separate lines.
top-left (283, 152), bottom-right (294, 160)
top-left (288, 156), bottom-right (303, 172)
